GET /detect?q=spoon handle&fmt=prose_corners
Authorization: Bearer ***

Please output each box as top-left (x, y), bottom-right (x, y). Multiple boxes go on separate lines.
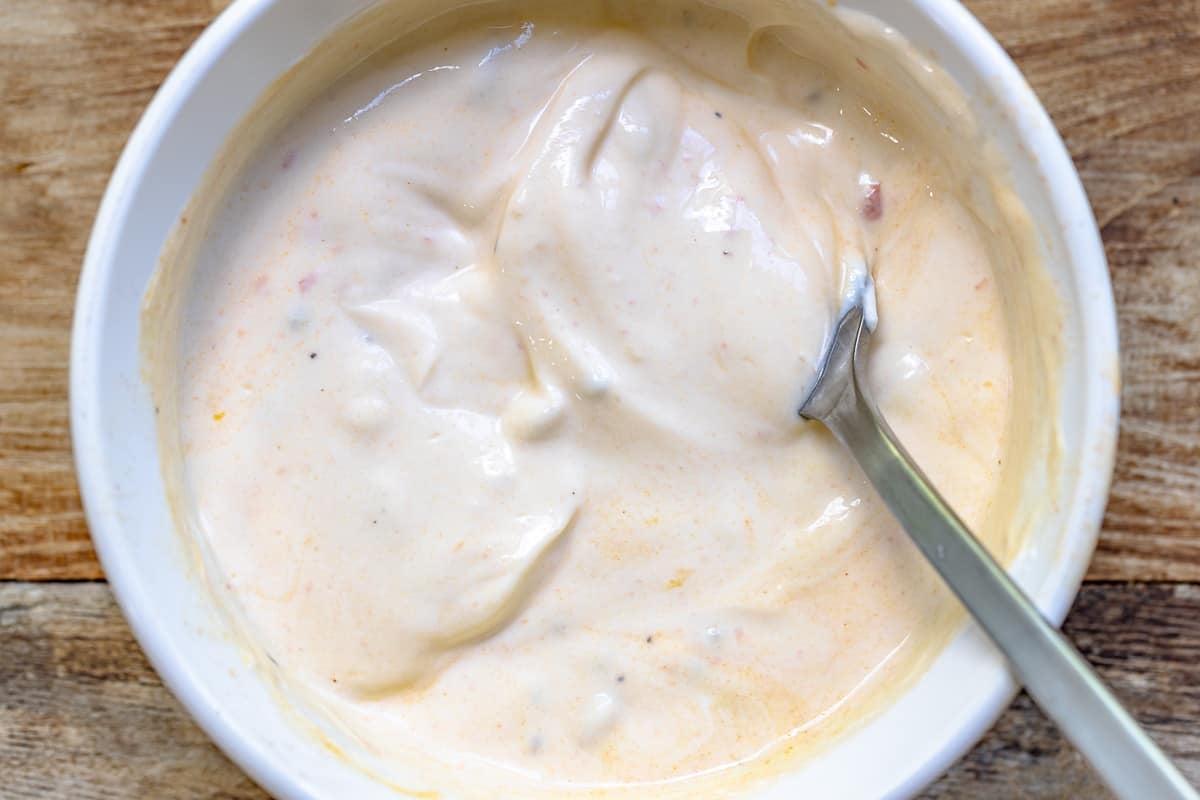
top-left (821, 374), bottom-right (1197, 800)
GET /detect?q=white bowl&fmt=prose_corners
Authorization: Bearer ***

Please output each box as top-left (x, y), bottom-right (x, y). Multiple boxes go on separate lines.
top-left (71, 1), bottom-right (1119, 797)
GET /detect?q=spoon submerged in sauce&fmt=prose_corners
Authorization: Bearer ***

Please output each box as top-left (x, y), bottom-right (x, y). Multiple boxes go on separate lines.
top-left (799, 278), bottom-right (1197, 800)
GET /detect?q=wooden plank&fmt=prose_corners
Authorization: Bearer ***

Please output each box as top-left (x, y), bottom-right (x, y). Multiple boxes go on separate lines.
top-left (0, 581), bottom-right (264, 799)
top-left (1, 581), bottom-right (1195, 798)
top-left (0, 4), bottom-right (1197, 585)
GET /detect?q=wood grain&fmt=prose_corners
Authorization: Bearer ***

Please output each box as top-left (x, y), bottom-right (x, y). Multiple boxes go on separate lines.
top-left (0, 582), bottom-right (263, 799)
top-left (2, 581), bottom-right (1195, 799)
top-left (2, 0), bottom-right (1199, 580)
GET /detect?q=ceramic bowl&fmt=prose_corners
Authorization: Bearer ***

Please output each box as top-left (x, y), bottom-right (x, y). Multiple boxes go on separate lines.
top-left (71, 1), bottom-right (1118, 796)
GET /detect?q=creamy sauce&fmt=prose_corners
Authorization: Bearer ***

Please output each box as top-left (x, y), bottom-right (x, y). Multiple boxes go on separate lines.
top-left (150, 0), bottom-right (1056, 795)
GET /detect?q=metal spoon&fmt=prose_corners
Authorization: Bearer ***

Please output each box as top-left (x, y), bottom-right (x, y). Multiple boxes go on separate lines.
top-left (798, 278), bottom-right (1198, 800)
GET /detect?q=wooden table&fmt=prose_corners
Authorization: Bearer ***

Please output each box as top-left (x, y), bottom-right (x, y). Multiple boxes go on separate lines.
top-left (2, 1), bottom-right (1198, 796)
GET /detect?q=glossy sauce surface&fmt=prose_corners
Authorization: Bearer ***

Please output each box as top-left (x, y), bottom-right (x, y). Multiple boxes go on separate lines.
top-left (158, 1), bottom-right (1039, 795)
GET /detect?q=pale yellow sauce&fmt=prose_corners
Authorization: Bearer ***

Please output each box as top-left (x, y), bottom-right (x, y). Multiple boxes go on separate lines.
top-left (149, 0), bottom-right (1057, 796)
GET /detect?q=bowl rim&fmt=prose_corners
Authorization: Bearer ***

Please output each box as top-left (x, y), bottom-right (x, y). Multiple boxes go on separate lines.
top-left (70, 0), bottom-right (1119, 797)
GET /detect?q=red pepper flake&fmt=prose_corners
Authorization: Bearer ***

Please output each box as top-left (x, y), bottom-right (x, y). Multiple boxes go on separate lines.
top-left (281, 150), bottom-right (296, 170)
top-left (855, 56), bottom-right (869, 71)
top-left (860, 181), bottom-right (883, 221)
top-left (298, 272), bottom-right (317, 293)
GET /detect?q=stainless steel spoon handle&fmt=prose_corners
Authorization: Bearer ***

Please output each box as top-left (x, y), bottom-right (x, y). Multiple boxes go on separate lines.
top-left (800, 305), bottom-right (1198, 800)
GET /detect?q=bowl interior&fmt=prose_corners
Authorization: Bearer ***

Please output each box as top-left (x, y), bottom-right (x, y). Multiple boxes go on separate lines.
top-left (71, 1), bottom-right (1117, 798)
